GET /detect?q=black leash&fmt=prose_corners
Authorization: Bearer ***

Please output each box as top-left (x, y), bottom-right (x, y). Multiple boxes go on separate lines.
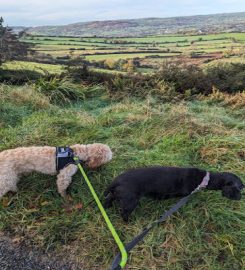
top-left (110, 175), bottom-right (209, 270)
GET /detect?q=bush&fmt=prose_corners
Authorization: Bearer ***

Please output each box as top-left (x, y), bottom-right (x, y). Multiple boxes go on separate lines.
top-left (156, 62), bottom-right (212, 95)
top-left (205, 63), bottom-right (245, 93)
top-left (67, 62), bottom-right (245, 100)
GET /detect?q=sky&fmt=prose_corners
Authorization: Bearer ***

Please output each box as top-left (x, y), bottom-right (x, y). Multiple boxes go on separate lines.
top-left (0, 0), bottom-right (245, 27)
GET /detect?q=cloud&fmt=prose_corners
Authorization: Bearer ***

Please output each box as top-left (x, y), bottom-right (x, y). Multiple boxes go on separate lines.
top-left (0, 0), bottom-right (244, 26)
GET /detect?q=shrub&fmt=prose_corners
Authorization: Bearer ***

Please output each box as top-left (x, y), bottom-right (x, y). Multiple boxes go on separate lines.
top-left (156, 62), bottom-right (211, 94)
top-left (205, 63), bottom-right (245, 93)
top-left (67, 62), bottom-right (245, 99)
top-left (153, 79), bottom-right (180, 101)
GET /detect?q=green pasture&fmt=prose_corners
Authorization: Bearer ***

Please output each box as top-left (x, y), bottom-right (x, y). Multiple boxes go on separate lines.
top-left (2, 61), bottom-right (64, 74)
top-left (84, 32), bottom-right (245, 43)
top-left (23, 32), bottom-right (245, 46)
top-left (85, 52), bottom-right (180, 61)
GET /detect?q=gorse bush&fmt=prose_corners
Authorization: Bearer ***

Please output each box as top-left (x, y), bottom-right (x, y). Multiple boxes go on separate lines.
top-left (68, 62), bottom-right (245, 99)
top-left (205, 62), bottom-right (245, 93)
top-left (157, 62), bottom-right (245, 94)
top-left (156, 62), bottom-right (211, 94)
top-left (68, 68), bottom-right (195, 101)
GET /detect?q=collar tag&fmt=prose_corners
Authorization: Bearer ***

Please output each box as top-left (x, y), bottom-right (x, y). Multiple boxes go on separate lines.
top-left (198, 171), bottom-right (210, 189)
top-left (57, 147), bottom-right (73, 158)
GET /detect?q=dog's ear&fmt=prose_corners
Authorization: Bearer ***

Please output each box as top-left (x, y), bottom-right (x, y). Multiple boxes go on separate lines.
top-left (86, 156), bottom-right (101, 168)
top-left (222, 186), bottom-right (242, 200)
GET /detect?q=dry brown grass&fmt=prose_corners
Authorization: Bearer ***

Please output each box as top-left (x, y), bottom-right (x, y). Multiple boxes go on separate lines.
top-left (0, 84), bottom-right (51, 110)
top-left (203, 87), bottom-right (245, 109)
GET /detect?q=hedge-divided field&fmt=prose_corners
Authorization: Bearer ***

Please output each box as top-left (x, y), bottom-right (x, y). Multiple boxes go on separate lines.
top-left (22, 32), bottom-right (245, 72)
top-left (0, 64), bottom-right (245, 269)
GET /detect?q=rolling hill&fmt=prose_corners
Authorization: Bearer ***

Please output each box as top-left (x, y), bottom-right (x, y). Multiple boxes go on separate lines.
top-left (23, 12), bottom-right (245, 37)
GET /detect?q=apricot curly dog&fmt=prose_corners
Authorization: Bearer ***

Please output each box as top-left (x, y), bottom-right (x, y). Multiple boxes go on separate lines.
top-left (0, 143), bottom-right (112, 198)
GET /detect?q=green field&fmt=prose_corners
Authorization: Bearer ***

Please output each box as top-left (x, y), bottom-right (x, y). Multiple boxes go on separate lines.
top-left (86, 52), bottom-right (179, 61)
top-left (22, 32), bottom-right (245, 71)
top-left (2, 61), bottom-right (64, 74)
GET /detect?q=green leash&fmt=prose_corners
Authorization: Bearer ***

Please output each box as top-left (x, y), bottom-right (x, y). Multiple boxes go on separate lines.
top-left (74, 157), bottom-right (128, 269)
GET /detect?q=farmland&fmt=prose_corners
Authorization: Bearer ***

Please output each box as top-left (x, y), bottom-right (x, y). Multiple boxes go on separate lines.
top-left (21, 32), bottom-right (245, 73)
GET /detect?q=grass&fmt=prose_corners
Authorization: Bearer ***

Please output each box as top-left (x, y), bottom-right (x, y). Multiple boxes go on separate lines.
top-left (112, 32), bottom-right (245, 43)
top-left (2, 61), bottom-right (64, 75)
top-left (85, 52), bottom-right (179, 61)
top-left (0, 81), bottom-right (244, 269)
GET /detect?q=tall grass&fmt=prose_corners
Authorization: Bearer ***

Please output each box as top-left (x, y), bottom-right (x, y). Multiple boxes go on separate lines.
top-left (34, 77), bottom-right (105, 105)
top-left (0, 82), bottom-right (244, 269)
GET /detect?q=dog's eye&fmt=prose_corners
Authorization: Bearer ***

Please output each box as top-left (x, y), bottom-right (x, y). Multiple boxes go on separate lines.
top-left (226, 181), bottom-right (233, 186)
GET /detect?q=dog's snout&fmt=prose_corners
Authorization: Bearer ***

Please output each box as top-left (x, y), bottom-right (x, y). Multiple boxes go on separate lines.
top-left (239, 183), bottom-right (245, 191)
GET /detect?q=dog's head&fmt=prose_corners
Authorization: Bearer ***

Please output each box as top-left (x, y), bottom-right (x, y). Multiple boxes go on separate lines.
top-left (220, 173), bottom-right (244, 200)
top-left (85, 143), bottom-right (112, 168)
top-left (72, 143), bottom-right (112, 168)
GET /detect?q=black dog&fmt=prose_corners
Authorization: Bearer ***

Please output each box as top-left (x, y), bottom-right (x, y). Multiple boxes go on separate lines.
top-left (104, 167), bottom-right (244, 221)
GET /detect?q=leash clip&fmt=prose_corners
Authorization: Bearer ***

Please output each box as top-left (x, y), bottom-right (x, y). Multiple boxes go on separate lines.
top-left (73, 156), bottom-right (81, 165)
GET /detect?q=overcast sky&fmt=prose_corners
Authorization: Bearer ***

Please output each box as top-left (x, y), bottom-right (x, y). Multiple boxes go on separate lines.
top-left (0, 0), bottom-right (244, 27)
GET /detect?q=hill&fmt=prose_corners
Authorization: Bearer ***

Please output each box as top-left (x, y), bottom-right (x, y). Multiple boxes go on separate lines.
top-left (24, 12), bottom-right (245, 37)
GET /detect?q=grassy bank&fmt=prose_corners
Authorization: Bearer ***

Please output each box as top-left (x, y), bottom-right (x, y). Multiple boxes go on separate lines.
top-left (0, 82), bottom-right (244, 269)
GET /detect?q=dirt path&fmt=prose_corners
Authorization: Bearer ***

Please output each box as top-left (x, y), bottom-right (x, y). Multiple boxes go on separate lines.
top-left (0, 234), bottom-right (81, 270)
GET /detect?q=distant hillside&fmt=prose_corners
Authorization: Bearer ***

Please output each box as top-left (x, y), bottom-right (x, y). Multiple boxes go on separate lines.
top-left (24, 12), bottom-right (245, 37)
top-left (10, 26), bottom-right (27, 34)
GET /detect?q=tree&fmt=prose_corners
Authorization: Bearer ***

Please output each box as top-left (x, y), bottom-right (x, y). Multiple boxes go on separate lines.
top-left (0, 17), bottom-right (30, 65)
